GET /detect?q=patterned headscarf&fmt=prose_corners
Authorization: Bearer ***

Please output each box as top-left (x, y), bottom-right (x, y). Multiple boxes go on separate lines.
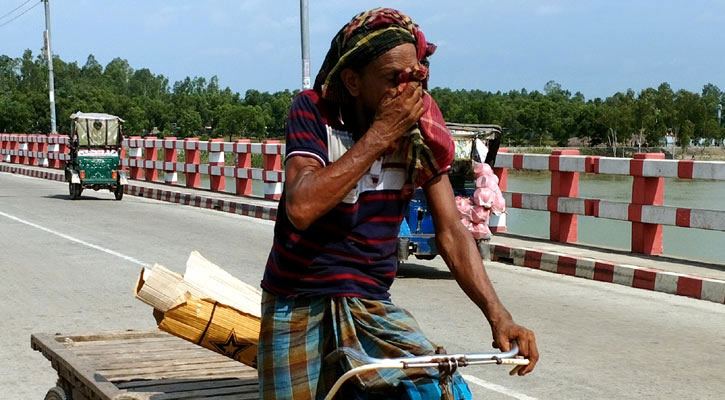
top-left (314, 8), bottom-right (437, 103)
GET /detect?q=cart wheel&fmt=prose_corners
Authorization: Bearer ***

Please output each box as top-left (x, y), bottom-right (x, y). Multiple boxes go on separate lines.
top-left (44, 386), bottom-right (69, 400)
top-left (114, 185), bottom-right (124, 201)
top-left (70, 183), bottom-right (82, 200)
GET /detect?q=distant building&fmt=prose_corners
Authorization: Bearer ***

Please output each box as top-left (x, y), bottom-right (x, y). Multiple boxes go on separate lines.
top-left (664, 132), bottom-right (676, 146)
top-left (567, 136), bottom-right (590, 147)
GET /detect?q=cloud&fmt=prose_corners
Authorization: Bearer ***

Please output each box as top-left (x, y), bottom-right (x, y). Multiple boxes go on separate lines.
top-left (536, 4), bottom-right (563, 16)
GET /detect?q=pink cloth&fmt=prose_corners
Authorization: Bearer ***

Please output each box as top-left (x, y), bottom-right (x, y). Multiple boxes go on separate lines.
top-left (473, 188), bottom-right (494, 208)
top-left (471, 205), bottom-right (490, 224)
top-left (460, 218), bottom-right (473, 230)
top-left (470, 223), bottom-right (492, 240)
top-left (455, 196), bottom-right (473, 219)
top-left (473, 162), bottom-right (493, 178)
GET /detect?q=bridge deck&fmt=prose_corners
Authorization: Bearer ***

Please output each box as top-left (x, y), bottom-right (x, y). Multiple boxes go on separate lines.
top-left (31, 330), bottom-right (259, 400)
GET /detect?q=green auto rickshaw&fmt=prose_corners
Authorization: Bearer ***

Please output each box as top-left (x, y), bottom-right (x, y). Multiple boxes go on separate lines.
top-left (65, 112), bottom-right (128, 200)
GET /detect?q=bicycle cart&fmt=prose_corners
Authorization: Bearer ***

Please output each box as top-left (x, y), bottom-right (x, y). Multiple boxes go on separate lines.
top-left (31, 330), bottom-right (258, 400)
top-left (32, 330), bottom-right (526, 399)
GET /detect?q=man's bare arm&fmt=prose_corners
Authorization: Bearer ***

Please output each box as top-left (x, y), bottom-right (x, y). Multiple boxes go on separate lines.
top-left (423, 173), bottom-right (539, 375)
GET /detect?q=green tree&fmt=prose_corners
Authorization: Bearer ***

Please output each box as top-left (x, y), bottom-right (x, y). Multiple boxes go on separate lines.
top-left (678, 119), bottom-right (694, 156)
top-left (177, 109), bottom-right (202, 137)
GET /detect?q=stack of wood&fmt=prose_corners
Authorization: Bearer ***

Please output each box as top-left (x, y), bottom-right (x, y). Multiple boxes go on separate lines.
top-left (135, 251), bottom-right (261, 368)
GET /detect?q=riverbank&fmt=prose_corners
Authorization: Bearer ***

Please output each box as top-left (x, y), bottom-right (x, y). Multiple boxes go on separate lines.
top-left (504, 146), bottom-right (725, 161)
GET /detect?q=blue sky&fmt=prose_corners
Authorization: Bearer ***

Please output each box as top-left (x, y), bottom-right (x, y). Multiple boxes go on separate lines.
top-left (2, 0), bottom-right (724, 99)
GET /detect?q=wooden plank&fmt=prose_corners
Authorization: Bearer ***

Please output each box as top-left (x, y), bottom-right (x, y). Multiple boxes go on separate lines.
top-left (53, 330), bottom-right (169, 343)
top-left (75, 348), bottom-right (224, 365)
top-left (70, 341), bottom-right (211, 356)
top-left (116, 377), bottom-right (240, 389)
top-left (117, 377), bottom-right (255, 393)
top-left (97, 354), bottom-right (232, 369)
top-left (103, 364), bottom-right (254, 381)
top-left (68, 336), bottom-right (177, 348)
top-left (31, 333), bottom-right (124, 400)
top-left (139, 384), bottom-right (259, 400)
top-left (70, 340), bottom-right (203, 355)
top-left (96, 359), bottom-right (243, 375)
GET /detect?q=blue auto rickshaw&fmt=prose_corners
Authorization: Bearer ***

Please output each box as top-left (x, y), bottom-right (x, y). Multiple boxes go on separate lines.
top-left (397, 123), bottom-right (502, 262)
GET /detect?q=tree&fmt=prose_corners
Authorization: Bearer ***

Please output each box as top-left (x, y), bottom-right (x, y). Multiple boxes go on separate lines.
top-left (678, 119), bottom-right (694, 157)
top-left (177, 109), bottom-right (202, 137)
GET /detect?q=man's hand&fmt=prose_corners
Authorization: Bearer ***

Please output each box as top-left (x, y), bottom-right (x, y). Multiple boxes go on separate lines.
top-left (367, 82), bottom-right (425, 149)
top-left (491, 316), bottom-right (539, 376)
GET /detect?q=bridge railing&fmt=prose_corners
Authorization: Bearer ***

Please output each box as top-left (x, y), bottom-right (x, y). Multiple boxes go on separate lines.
top-left (5, 133), bottom-right (725, 255)
top-left (0, 133), bottom-right (71, 168)
top-left (492, 149), bottom-right (725, 255)
top-left (0, 134), bottom-right (285, 200)
top-left (121, 136), bottom-right (285, 200)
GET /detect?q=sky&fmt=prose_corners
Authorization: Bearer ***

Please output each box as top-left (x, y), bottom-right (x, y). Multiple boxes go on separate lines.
top-left (1, 0), bottom-right (724, 99)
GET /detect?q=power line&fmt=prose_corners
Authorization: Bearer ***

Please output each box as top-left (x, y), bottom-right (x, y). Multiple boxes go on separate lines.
top-left (0, 0), bottom-right (40, 29)
top-left (0, 0), bottom-right (33, 22)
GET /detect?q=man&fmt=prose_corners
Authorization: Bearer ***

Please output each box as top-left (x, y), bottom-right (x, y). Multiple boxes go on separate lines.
top-left (258, 8), bottom-right (538, 399)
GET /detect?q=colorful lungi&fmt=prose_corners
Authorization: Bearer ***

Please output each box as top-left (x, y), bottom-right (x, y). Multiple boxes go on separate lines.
top-left (258, 292), bottom-right (472, 399)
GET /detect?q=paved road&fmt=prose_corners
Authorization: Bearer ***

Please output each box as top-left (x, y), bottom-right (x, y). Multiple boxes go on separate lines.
top-left (1, 172), bottom-right (724, 399)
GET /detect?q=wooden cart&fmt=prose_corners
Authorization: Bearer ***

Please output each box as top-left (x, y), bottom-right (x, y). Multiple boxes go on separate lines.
top-left (31, 330), bottom-right (259, 400)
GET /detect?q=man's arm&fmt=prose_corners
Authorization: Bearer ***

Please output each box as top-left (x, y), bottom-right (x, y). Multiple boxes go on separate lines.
top-left (423, 173), bottom-right (539, 375)
top-left (285, 83), bottom-right (424, 230)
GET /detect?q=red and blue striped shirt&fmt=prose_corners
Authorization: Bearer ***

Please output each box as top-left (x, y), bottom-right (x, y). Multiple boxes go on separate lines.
top-left (261, 90), bottom-right (449, 299)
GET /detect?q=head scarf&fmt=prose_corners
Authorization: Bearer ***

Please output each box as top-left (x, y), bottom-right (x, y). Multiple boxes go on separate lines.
top-left (314, 8), bottom-right (437, 103)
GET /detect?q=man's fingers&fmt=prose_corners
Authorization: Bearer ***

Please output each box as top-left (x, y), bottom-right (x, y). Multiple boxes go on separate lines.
top-left (497, 336), bottom-right (511, 352)
top-left (520, 334), bottom-right (539, 375)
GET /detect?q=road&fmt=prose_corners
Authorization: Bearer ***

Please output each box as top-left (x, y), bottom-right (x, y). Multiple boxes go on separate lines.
top-left (1, 171), bottom-right (724, 399)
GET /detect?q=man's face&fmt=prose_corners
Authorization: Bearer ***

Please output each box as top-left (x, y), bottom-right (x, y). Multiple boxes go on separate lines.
top-left (354, 43), bottom-right (418, 116)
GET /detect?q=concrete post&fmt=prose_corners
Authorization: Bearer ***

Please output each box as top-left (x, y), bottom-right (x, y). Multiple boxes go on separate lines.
top-left (143, 136), bottom-right (158, 182)
top-left (549, 149), bottom-right (580, 243)
top-left (128, 136), bottom-right (144, 180)
top-left (209, 138), bottom-right (225, 192)
top-left (235, 139), bottom-right (252, 196)
top-left (184, 138), bottom-right (201, 189)
top-left (631, 153), bottom-right (664, 255)
top-left (263, 140), bottom-right (283, 200)
top-left (163, 137), bottom-right (178, 185)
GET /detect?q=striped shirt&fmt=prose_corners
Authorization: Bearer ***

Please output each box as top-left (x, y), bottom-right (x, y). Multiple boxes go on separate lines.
top-left (261, 90), bottom-right (449, 299)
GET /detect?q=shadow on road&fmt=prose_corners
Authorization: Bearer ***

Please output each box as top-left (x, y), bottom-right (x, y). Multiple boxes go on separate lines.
top-left (397, 262), bottom-right (453, 280)
top-left (43, 194), bottom-right (115, 201)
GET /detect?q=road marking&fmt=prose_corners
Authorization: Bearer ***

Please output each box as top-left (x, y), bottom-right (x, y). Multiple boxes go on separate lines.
top-left (0, 210), bottom-right (150, 267)
top-left (462, 374), bottom-right (538, 400)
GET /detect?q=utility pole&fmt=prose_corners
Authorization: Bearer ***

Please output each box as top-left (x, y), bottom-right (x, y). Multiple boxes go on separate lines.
top-left (299, 0), bottom-right (311, 90)
top-left (43, 0), bottom-right (57, 134)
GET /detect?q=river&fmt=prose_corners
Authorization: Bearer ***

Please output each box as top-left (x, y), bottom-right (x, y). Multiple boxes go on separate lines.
top-left (506, 172), bottom-right (725, 265)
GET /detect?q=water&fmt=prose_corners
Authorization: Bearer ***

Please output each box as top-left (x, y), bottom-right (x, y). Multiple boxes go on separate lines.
top-left (506, 172), bottom-right (725, 264)
top-left (168, 174), bottom-right (266, 197)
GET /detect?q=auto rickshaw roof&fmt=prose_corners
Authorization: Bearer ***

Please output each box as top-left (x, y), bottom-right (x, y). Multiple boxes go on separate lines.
top-left (70, 112), bottom-right (125, 122)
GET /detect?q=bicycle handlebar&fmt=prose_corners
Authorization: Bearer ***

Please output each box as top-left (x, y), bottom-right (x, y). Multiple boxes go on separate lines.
top-left (323, 342), bottom-right (528, 400)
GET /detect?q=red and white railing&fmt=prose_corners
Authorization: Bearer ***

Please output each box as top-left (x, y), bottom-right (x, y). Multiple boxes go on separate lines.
top-left (0, 134), bottom-right (285, 200)
top-left (0, 133), bottom-right (71, 168)
top-left (5, 133), bottom-right (725, 256)
top-left (122, 136), bottom-right (285, 200)
top-left (492, 149), bottom-right (725, 255)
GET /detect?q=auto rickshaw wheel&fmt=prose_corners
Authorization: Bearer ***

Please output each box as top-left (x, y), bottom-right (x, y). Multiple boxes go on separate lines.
top-left (44, 386), bottom-right (69, 400)
top-left (114, 185), bottom-right (124, 201)
top-left (69, 183), bottom-right (82, 200)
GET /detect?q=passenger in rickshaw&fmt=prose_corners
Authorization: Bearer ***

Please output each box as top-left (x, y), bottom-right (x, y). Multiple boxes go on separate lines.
top-left (258, 8), bottom-right (538, 399)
